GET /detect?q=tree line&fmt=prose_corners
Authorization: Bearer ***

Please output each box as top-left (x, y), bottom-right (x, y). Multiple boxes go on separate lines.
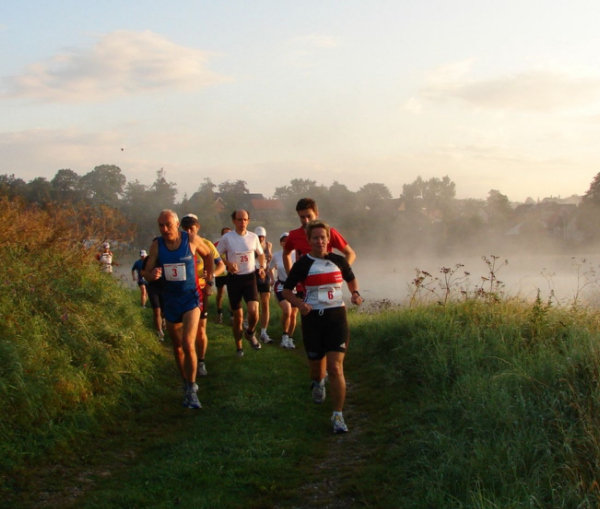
top-left (2, 165), bottom-right (600, 255)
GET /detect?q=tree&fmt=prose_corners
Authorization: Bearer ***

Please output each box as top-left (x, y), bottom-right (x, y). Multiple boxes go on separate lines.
top-left (79, 164), bottom-right (126, 207)
top-left (51, 169), bottom-right (80, 192)
top-left (51, 169), bottom-right (82, 202)
top-left (577, 172), bottom-right (600, 242)
top-left (357, 183), bottom-right (392, 209)
top-left (486, 189), bottom-right (513, 229)
top-left (582, 172), bottom-right (600, 206)
top-left (150, 168), bottom-right (178, 210)
top-left (25, 177), bottom-right (52, 204)
top-left (401, 175), bottom-right (456, 217)
top-left (218, 180), bottom-right (249, 209)
top-left (0, 174), bottom-right (27, 198)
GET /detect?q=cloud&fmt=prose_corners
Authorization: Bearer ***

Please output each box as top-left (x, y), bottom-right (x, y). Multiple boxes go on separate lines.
top-left (422, 61), bottom-right (600, 112)
top-left (1, 30), bottom-right (228, 103)
top-left (403, 97), bottom-right (422, 115)
top-left (293, 34), bottom-right (341, 48)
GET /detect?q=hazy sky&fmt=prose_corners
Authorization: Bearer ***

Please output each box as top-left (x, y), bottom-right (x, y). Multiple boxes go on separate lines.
top-left (3, 0), bottom-right (600, 202)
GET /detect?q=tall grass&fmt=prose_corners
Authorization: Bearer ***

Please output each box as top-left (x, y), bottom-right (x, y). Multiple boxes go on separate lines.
top-left (346, 298), bottom-right (600, 508)
top-left (0, 198), bottom-right (163, 478)
top-left (5, 198), bottom-right (600, 509)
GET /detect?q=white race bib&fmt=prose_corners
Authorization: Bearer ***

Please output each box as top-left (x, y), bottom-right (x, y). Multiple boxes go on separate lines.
top-left (235, 251), bottom-right (251, 264)
top-left (164, 263), bottom-right (186, 282)
top-left (318, 286), bottom-right (343, 306)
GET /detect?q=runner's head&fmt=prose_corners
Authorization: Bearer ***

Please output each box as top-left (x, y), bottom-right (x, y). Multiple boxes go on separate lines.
top-left (221, 227), bottom-right (232, 235)
top-left (295, 198), bottom-right (319, 228)
top-left (180, 214), bottom-right (200, 235)
top-left (255, 226), bottom-right (266, 242)
top-left (102, 242), bottom-right (110, 251)
top-left (157, 210), bottom-right (180, 242)
top-left (231, 209), bottom-right (250, 234)
top-left (306, 220), bottom-right (330, 257)
top-left (139, 250), bottom-right (147, 258)
top-left (279, 232), bottom-right (289, 247)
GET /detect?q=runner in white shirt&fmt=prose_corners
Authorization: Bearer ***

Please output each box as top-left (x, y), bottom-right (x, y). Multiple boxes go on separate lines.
top-left (217, 209), bottom-right (266, 356)
top-left (269, 232), bottom-right (298, 349)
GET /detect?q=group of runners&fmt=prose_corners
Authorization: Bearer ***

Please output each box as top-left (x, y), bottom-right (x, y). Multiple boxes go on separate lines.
top-left (124, 197), bottom-right (362, 434)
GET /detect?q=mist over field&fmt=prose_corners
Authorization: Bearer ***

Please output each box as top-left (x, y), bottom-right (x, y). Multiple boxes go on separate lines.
top-left (352, 248), bottom-right (600, 307)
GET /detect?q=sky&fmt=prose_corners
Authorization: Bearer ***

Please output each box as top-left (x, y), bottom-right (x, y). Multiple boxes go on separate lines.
top-left (2, 0), bottom-right (600, 203)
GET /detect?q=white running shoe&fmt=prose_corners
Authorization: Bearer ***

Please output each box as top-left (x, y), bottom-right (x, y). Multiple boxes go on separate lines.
top-left (311, 380), bottom-right (326, 403)
top-left (332, 414), bottom-right (348, 433)
top-left (280, 334), bottom-right (290, 348)
top-left (260, 331), bottom-right (273, 344)
top-left (236, 348), bottom-right (244, 357)
top-left (157, 330), bottom-right (165, 341)
top-left (197, 362), bottom-right (208, 376)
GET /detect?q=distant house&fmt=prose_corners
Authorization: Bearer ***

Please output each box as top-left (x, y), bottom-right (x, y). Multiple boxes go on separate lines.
top-left (250, 198), bottom-right (285, 219)
top-left (507, 202), bottom-right (581, 240)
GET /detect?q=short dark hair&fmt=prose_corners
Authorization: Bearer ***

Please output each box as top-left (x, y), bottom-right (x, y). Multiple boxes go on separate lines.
top-left (221, 227), bottom-right (231, 235)
top-left (295, 198), bottom-right (318, 214)
top-left (306, 220), bottom-right (330, 242)
top-left (231, 209), bottom-right (250, 220)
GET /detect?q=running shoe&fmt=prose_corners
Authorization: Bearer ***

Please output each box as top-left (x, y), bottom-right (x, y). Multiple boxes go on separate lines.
top-left (332, 414), bottom-right (348, 434)
top-left (236, 348), bottom-right (244, 357)
top-left (311, 380), bottom-right (326, 403)
top-left (245, 330), bottom-right (261, 350)
top-left (287, 338), bottom-right (296, 349)
top-left (198, 362), bottom-right (208, 376)
top-left (280, 334), bottom-right (290, 348)
top-left (260, 331), bottom-right (273, 344)
top-left (243, 319), bottom-right (249, 330)
top-left (216, 313), bottom-right (223, 324)
top-left (185, 383), bottom-right (201, 409)
top-left (157, 330), bottom-right (165, 341)
top-left (187, 391), bottom-right (202, 409)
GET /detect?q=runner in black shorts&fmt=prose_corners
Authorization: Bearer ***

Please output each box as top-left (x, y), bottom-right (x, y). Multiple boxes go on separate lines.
top-left (214, 227), bottom-right (231, 324)
top-left (283, 220), bottom-right (363, 434)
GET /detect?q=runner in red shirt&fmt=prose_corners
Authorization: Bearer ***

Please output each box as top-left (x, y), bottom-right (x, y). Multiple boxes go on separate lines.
top-left (283, 197), bottom-right (356, 275)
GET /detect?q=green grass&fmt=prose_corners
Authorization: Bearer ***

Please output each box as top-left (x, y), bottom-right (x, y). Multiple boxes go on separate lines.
top-left (5, 234), bottom-right (600, 508)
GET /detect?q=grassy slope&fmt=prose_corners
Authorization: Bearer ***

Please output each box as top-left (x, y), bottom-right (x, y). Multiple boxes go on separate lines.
top-left (4, 250), bottom-right (600, 508)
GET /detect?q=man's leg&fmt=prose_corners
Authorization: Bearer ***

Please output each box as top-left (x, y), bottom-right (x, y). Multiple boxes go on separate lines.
top-left (246, 300), bottom-right (259, 332)
top-left (153, 308), bottom-right (164, 337)
top-left (196, 317), bottom-right (208, 375)
top-left (280, 300), bottom-right (291, 334)
top-left (180, 307), bottom-right (201, 383)
top-left (260, 292), bottom-right (270, 330)
top-left (232, 307), bottom-right (244, 350)
top-left (140, 285), bottom-right (148, 307)
top-left (167, 320), bottom-right (185, 379)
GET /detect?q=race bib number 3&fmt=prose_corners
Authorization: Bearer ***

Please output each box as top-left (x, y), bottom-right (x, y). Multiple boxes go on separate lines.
top-left (318, 286), bottom-right (343, 305)
top-left (164, 263), bottom-right (187, 282)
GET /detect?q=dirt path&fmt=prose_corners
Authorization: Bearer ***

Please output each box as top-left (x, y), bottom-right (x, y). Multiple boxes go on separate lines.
top-left (275, 380), bottom-right (371, 509)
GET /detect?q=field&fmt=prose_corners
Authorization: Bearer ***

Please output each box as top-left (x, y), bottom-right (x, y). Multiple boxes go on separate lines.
top-left (3, 199), bottom-right (600, 508)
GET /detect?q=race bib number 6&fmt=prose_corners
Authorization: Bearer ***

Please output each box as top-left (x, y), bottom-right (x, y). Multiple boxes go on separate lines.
top-left (164, 263), bottom-right (187, 282)
top-left (318, 286), bottom-right (343, 305)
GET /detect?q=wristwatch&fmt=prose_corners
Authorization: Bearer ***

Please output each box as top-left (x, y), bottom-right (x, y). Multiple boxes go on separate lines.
top-left (352, 291), bottom-right (361, 297)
